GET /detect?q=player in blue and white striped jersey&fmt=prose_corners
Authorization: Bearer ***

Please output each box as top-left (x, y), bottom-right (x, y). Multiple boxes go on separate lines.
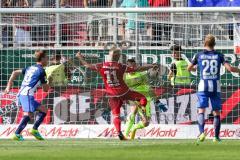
top-left (188, 34), bottom-right (240, 143)
top-left (4, 50), bottom-right (51, 141)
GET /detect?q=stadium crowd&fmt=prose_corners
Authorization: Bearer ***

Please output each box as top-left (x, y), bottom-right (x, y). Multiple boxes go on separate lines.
top-left (0, 0), bottom-right (237, 47)
top-left (0, 0), bottom-right (180, 47)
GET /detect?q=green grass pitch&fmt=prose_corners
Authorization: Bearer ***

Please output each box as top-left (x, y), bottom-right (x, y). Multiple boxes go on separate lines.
top-left (0, 139), bottom-right (239, 160)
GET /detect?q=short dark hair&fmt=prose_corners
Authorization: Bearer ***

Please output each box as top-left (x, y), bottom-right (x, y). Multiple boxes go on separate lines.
top-left (170, 45), bottom-right (182, 52)
top-left (51, 51), bottom-right (61, 61)
top-left (127, 58), bottom-right (136, 63)
top-left (35, 50), bottom-right (47, 62)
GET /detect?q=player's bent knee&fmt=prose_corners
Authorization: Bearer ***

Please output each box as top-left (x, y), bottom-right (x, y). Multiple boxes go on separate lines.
top-left (23, 112), bottom-right (33, 118)
top-left (198, 108), bottom-right (206, 114)
top-left (213, 110), bottom-right (220, 116)
top-left (143, 121), bottom-right (149, 127)
top-left (37, 106), bottom-right (47, 113)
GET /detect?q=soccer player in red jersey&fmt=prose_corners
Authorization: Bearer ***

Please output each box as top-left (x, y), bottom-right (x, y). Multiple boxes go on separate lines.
top-left (76, 49), bottom-right (157, 140)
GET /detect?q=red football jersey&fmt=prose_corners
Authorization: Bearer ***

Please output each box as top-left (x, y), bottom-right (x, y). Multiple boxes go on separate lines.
top-left (93, 62), bottom-right (133, 96)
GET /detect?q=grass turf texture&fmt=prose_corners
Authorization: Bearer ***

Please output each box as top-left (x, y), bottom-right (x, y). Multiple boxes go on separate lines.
top-left (0, 139), bottom-right (239, 160)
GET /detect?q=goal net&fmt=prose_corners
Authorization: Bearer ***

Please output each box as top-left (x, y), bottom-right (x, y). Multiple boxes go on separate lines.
top-left (0, 8), bottom-right (240, 139)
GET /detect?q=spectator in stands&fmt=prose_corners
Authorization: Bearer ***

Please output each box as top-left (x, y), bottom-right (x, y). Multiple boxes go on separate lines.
top-left (1, 1), bottom-right (10, 47)
top-left (1, 0), bottom-right (10, 7)
top-left (115, 0), bottom-right (124, 7)
top-left (121, 0), bottom-right (149, 43)
top-left (148, 0), bottom-right (171, 46)
top-left (84, 0), bottom-right (113, 46)
top-left (60, 0), bottom-right (86, 8)
top-left (50, 0), bottom-right (87, 46)
top-left (13, 0), bottom-right (31, 47)
top-left (167, 45), bottom-right (191, 86)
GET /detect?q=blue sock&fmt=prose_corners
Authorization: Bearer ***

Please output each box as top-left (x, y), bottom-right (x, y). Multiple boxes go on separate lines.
top-left (198, 113), bottom-right (205, 134)
top-left (15, 116), bottom-right (30, 134)
top-left (33, 112), bottom-right (46, 130)
top-left (214, 115), bottom-right (221, 138)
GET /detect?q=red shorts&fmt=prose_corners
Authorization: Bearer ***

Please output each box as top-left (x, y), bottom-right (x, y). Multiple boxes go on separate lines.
top-left (109, 90), bottom-right (147, 115)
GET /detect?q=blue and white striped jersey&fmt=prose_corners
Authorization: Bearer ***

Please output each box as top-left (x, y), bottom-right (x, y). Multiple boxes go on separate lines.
top-left (191, 50), bottom-right (226, 93)
top-left (18, 64), bottom-right (47, 96)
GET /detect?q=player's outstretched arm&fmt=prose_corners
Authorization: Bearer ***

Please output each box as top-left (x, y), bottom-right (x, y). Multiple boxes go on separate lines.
top-left (224, 63), bottom-right (240, 74)
top-left (75, 52), bottom-right (97, 70)
top-left (4, 69), bottom-right (22, 94)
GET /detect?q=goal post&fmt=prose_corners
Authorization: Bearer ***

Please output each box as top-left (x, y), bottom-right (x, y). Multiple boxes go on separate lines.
top-left (0, 7), bottom-right (240, 139)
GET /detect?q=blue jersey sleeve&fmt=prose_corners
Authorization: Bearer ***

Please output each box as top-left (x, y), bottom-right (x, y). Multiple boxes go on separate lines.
top-left (40, 69), bottom-right (47, 84)
top-left (219, 53), bottom-right (227, 65)
top-left (191, 53), bottom-right (199, 65)
top-left (22, 68), bottom-right (27, 75)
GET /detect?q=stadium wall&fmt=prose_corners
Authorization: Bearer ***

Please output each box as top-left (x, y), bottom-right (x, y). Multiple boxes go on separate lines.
top-left (0, 124), bottom-right (240, 139)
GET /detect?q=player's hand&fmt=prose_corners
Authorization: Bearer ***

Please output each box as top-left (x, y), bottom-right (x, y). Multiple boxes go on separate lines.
top-left (47, 75), bottom-right (53, 84)
top-left (4, 86), bottom-right (10, 94)
top-left (75, 52), bottom-right (83, 59)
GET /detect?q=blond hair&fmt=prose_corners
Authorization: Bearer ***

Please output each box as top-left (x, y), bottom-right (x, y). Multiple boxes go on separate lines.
top-left (109, 48), bottom-right (121, 62)
top-left (204, 34), bottom-right (216, 48)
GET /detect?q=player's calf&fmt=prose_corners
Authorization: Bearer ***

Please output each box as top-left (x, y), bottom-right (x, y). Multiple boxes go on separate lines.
top-left (130, 116), bottom-right (150, 140)
top-left (196, 108), bottom-right (206, 144)
top-left (112, 114), bottom-right (128, 140)
top-left (213, 110), bottom-right (221, 142)
top-left (124, 112), bottom-right (136, 137)
top-left (13, 113), bottom-right (31, 141)
top-left (33, 111), bottom-right (46, 130)
top-left (31, 110), bottom-right (46, 140)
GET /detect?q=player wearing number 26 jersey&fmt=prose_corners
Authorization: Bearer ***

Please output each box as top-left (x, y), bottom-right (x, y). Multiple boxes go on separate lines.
top-left (188, 34), bottom-right (240, 143)
top-left (76, 49), bottom-right (157, 140)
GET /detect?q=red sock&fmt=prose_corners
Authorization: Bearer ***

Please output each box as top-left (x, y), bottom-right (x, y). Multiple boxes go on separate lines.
top-left (113, 116), bottom-right (121, 134)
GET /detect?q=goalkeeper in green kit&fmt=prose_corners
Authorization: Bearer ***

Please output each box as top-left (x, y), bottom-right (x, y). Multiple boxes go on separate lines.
top-left (124, 59), bottom-right (168, 139)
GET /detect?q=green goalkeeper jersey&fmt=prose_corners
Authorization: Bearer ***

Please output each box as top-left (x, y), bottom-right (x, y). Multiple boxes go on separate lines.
top-left (45, 64), bottom-right (68, 86)
top-left (124, 71), bottom-right (153, 97)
